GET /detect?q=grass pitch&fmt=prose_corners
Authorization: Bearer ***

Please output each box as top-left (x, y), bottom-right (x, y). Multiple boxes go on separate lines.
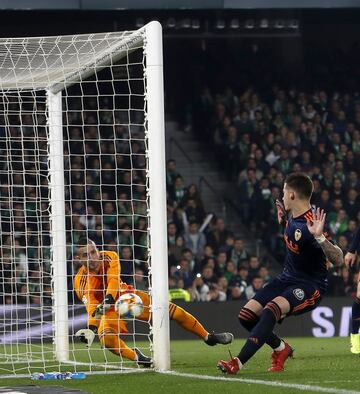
top-left (0, 337), bottom-right (358, 393)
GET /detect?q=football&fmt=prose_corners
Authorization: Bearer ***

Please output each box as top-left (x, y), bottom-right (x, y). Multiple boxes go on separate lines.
top-left (115, 293), bottom-right (144, 318)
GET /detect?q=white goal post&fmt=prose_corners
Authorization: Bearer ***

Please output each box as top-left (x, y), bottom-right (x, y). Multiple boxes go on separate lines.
top-left (0, 21), bottom-right (170, 376)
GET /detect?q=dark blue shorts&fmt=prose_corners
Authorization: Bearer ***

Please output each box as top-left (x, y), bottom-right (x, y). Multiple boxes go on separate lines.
top-left (252, 277), bottom-right (322, 316)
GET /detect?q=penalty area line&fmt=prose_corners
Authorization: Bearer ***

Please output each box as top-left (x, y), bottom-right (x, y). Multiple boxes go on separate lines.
top-left (161, 371), bottom-right (360, 394)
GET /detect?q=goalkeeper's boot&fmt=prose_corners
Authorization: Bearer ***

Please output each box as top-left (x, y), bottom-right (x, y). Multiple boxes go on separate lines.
top-left (217, 355), bottom-right (241, 375)
top-left (350, 333), bottom-right (360, 354)
top-left (135, 348), bottom-right (153, 368)
top-left (205, 332), bottom-right (234, 346)
top-left (268, 342), bottom-right (294, 372)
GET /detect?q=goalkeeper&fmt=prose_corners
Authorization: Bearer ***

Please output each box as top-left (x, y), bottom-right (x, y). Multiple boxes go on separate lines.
top-left (74, 237), bottom-right (233, 366)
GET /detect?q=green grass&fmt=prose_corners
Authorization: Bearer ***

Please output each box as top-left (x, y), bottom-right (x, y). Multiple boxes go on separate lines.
top-left (0, 337), bottom-right (358, 393)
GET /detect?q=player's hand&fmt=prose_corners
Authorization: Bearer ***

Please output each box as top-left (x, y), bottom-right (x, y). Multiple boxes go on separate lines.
top-left (92, 294), bottom-right (115, 319)
top-left (275, 199), bottom-right (287, 226)
top-left (344, 252), bottom-right (357, 268)
top-left (92, 303), bottom-right (108, 319)
top-left (75, 326), bottom-right (97, 348)
top-left (306, 207), bottom-right (326, 237)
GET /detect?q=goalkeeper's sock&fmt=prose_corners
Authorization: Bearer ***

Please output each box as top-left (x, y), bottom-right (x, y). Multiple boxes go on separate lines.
top-left (169, 303), bottom-right (208, 339)
top-left (99, 332), bottom-right (136, 361)
top-left (352, 297), bottom-right (360, 334)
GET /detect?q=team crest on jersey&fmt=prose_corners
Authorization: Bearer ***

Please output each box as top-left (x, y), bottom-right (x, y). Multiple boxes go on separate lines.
top-left (293, 288), bottom-right (305, 300)
top-left (82, 295), bottom-right (88, 305)
top-left (294, 229), bottom-right (302, 241)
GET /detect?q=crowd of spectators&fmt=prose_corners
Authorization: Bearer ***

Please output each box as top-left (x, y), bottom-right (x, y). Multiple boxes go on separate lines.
top-left (191, 85), bottom-right (360, 297)
top-left (166, 158), bottom-right (275, 302)
top-left (0, 88), bottom-right (276, 305)
top-left (1, 78), bottom-right (360, 306)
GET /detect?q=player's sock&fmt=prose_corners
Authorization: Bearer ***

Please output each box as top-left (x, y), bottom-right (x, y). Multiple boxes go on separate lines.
top-left (169, 303), bottom-right (208, 339)
top-left (274, 341), bottom-right (285, 352)
top-left (238, 301), bottom-right (281, 365)
top-left (239, 307), bottom-right (282, 349)
top-left (352, 297), bottom-right (360, 334)
top-left (350, 333), bottom-right (360, 354)
top-left (99, 332), bottom-right (137, 360)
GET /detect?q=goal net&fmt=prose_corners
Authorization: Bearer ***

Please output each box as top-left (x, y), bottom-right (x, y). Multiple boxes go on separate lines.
top-left (0, 21), bottom-right (169, 378)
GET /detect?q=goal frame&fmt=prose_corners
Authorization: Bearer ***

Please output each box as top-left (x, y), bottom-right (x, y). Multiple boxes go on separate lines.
top-left (44, 21), bottom-right (169, 372)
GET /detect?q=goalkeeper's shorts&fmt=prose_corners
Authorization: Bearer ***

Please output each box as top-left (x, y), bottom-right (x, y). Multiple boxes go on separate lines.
top-left (98, 308), bottom-right (129, 338)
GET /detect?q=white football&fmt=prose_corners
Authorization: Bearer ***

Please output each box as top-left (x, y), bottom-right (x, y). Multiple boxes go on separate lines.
top-left (115, 293), bottom-right (144, 318)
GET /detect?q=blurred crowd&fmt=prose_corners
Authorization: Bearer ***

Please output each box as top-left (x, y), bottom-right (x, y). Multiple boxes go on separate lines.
top-left (189, 85), bottom-right (360, 298)
top-left (0, 82), bottom-right (360, 306)
top-left (166, 158), bottom-right (275, 302)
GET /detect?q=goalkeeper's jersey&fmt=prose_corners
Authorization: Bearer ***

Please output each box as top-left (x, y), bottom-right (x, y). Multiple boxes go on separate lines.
top-left (74, 250), bottom-right (129, 327)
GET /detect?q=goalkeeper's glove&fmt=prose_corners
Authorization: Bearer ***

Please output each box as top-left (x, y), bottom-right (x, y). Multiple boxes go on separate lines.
top-left (75, 325), bottom-right (97, 348)
top-left (92, 294), bottom-right (115, 319)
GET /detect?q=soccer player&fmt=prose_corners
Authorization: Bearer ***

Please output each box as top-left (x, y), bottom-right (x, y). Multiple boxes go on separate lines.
top-left (218, 173), bottom-right (343, 374)
top-left (74, 236), bottom-right (233, 367)
top-left (344, 224), bottom-right (360, 354)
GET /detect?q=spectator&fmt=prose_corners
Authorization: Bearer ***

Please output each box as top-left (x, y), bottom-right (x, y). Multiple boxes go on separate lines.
top-left (328, 209), bottom-right (349, 236)
top-left (166, 159), bottom-right (181, 188)
top-left (200, 245), bottom-right (215, 268)
top-left (258, 265), bottom-right (271, 285)
top-left (315, 189), bottom-right (332, 212)
top-left (248, 256), bottom-right (261, 281)
top-left (229, 285), bottom-right (245, 300)
top-left (228, 267), bottom-right (247, 297)
top-left (230, 238), bottom-right (250, 269)
top-left (245, 275), bottom-right (264, 300)
top-left (344, 189), bottom-right (360, 220)
top-left (169, 235), bottom-right (185, 266)
top-left (207, 282), bottom-right (227, 302)
top-left (218, 234), bottom-right (235, 256)
top-left (134, 268), bottom-right (147, 291)
top-left (223, 261), bottom-right (237, 283)
top-left (174, 259), bottom-right (194, 289)
top-left (207, 218), bottom-right (233, 253)
top-left (169, 176), bottom-right (186, 205)
top-left (120, 246), bottom-right (134, 284)
top-left (181, 183), bottom-right (204, 209)
top-left (215, 251), bottom-right (228, 276)
top-left (237, 169), bottom-right (259, 225)
top-left (189, 274), bottom-right (209, 302)
top-left (182, 198), bottom-right (205, 224)
top-left (181, 248), bottom-right (197, 273)
top-left (344, 220), bottom-right (358, 244)
top-left (201, 266), bottom-right (217, 288)
top-left (183, 221), bottom-right (207, 260)
top-left (168, 222), bottom-right (178, 247)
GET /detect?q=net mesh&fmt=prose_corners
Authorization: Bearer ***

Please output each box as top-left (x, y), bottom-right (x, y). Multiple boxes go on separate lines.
top-left (0, 29), bottom-right (153, 376)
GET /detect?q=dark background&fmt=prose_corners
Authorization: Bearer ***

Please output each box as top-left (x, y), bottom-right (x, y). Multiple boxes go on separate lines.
top-left (0, 7), bottom-right (359, 122)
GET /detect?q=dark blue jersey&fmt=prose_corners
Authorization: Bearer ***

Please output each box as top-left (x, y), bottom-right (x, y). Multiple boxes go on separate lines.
top-left (280, 209), bottom-right (328, 293)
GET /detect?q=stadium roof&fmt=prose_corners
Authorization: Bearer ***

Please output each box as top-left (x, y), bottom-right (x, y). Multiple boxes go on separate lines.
top-left (0, 0), bottom-right (360, 10)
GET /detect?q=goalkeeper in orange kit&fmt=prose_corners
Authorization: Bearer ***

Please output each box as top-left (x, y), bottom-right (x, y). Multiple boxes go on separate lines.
top-left (74, 237), bottom-right (233, 367)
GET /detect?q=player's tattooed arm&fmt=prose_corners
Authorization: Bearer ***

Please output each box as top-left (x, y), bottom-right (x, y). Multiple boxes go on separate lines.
top-left (306, 207), bottom-right (344, 266)
top-left (318, 239), bottom-right (344, 266)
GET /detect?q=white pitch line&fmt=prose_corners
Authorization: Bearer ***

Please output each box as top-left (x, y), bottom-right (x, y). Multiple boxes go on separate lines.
top-left (161, 371), bottom-right (360, 394)
top-left (307, 381), bottom-right (355, 384)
